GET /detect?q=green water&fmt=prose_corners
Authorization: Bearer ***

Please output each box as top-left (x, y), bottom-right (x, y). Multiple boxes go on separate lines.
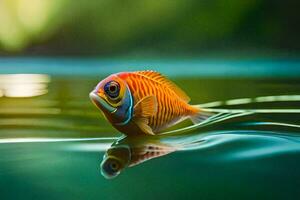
top-left (0, 58), bottom-right (300, 200)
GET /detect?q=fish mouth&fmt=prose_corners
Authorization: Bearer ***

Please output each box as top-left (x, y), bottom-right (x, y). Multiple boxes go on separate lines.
top-left (89, 91), bottom-right (116, 113)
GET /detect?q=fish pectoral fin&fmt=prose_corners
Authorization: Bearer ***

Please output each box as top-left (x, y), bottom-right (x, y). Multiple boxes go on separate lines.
top-left (134, 117), bottom-right (155, 135)
top-left (133, 95), bottom-right (157, 118)
top-left (133, 95), bottom-right (157, 135)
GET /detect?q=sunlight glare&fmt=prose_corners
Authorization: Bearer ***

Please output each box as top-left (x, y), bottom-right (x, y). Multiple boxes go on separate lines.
top-left (0, 74), bottom-right (50, 98)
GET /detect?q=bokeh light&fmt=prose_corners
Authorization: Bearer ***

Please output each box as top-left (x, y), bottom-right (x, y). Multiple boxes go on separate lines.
top-left (0, 74), bottom-right (50, 97)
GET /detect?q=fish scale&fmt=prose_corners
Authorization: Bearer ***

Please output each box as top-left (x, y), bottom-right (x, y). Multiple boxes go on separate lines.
top-left (124, 72), bottom-right (196, 132)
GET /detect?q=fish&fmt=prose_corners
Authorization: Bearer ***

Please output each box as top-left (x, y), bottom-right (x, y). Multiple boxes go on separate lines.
top-left (89, 70), bottom-right (211, 136)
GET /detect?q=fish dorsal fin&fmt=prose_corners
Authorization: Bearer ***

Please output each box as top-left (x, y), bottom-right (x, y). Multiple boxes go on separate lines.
top-left (133, 96), bottom-right (157, 135)
top-left (135, 70), bottom-right (191, 102)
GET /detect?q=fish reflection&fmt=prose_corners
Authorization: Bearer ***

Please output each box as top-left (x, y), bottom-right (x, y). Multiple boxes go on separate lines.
top-left (101, 100), bottom-right (300, 179)
top-left (101, 134), bottom-right (209, 179)
top-left (101, 134), bottom-right (201, 179)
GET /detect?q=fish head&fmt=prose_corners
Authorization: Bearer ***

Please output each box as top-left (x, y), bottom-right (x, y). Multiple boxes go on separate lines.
top-left (89, 74), bottom-right (133, 124)
top-left (100, 145), bottom-right (131, 179)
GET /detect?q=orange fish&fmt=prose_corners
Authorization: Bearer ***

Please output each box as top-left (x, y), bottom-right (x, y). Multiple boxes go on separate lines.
top-left (89, 71), bottom-right (210, 136)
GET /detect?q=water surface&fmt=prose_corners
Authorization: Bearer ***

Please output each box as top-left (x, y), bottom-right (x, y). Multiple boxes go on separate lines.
top-left (0, 58), bottom-right (300, 200)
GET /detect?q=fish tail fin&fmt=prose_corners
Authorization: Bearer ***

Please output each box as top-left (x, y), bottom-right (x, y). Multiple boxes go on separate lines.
top-left (189, 105), bottom-right (214, 124)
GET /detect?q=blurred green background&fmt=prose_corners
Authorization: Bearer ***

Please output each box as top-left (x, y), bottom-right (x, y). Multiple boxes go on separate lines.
top-left (1, 2), bottom-right (300, 199)
top-left (0, 0), bottom-right (299, 56)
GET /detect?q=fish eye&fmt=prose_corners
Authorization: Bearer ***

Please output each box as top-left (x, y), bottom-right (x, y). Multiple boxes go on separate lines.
top-left (109, 85), bottom-right (117, 92)
top-left (101, 158), bottom-right (122, 178)
top-left (109, 161), bottom-right (120, 171)
top-left (104, 81), bottom-right (120, 99)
